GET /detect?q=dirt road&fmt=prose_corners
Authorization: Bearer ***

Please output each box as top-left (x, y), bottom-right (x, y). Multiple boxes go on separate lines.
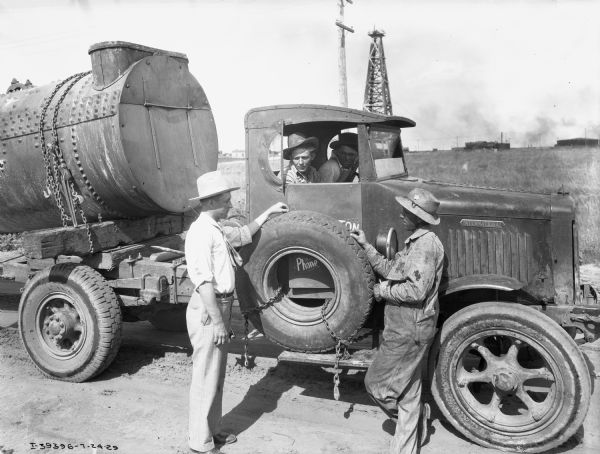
top-left (1, 283), bottom-right (599, 454)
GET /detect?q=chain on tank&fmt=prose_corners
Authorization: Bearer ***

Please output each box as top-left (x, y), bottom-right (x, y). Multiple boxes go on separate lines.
top-left (39, 71), bottom-right (95, 253)
top-left (39, 73), bottom-right (83, 227)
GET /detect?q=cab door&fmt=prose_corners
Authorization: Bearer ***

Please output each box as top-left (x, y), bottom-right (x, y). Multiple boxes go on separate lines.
top-left (285, 182), bottom-right (363, 232)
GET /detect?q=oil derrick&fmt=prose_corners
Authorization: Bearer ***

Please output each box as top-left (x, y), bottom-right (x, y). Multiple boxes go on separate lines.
top-left (363, 29), bottom-right (392, 115)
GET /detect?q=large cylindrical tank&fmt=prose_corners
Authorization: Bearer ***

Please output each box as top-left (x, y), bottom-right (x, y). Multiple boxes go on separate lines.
top-left (0, 41), bottom-right (218, 233)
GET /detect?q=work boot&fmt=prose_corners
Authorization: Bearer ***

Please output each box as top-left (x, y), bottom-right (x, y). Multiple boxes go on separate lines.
top-left (214, 432), bottom-right (237, 445)
top-left (419, 402), bottom-right (431, 446)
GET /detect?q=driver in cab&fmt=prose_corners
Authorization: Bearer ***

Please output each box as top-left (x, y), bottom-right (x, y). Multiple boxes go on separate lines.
top-left (319, 132), bottom-right (359, 183)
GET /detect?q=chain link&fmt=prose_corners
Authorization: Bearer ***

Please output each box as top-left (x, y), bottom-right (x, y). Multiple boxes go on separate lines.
top-left (237, 285), bottom-right (372, 402)
top-left (320, 298), bottom-right (346, 400)
top-left (39, 72), bottom-right (88, 226)
top-left (38, 71), bottom-right (94, 254)
top-left (320, 296), bottom-right (374, 401)
top-left (240, 288), bottom-right (285, 368)
top-left (39, 79), bottom-right (70, 227)
top-left (242, 316), bottom-right (250, 368)
top-left (71, 181), bottom-right (94, 254)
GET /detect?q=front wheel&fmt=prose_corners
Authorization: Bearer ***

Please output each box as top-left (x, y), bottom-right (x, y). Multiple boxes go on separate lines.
top-left (18, 264), bottom-right (122, 382)
top-left (431, 302), bottom-right (591, 453)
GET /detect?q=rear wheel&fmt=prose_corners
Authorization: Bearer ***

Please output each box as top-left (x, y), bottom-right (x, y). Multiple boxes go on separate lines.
top-left (18, 264), bottom-right (122, 382)
top-left (431, 302), bottom-right (591, 453)
top-left (237, 211), bottom-right (374, 352)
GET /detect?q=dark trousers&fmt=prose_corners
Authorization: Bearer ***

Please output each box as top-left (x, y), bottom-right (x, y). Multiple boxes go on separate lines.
top-left (365, 304), bottom-right (436, 454)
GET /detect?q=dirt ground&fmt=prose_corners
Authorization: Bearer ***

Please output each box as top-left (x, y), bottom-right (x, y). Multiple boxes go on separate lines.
top-left (1, 271), bottom-right (600, 454)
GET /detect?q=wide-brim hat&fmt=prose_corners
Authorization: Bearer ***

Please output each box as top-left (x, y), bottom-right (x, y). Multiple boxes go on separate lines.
top-left (189, 170), bottom-right (240, 201)
top-left (283, 133), bottom-right (319, 160)
top-left (330, 132), bottom-right (358, 150)
top-left (395, 188), bottom-right (440, 225)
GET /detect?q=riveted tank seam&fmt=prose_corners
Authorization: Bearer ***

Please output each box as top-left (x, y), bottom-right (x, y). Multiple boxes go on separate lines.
top-left (69, 123), bottom-right (122, 218)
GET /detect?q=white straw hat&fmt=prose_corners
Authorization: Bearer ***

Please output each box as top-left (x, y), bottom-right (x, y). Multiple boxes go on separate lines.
top-left (189, 170), bottom-right (240, 201)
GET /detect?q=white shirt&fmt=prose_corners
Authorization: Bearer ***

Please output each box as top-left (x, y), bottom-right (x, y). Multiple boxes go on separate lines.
top-left (185, 212), bottom-right (236, 294)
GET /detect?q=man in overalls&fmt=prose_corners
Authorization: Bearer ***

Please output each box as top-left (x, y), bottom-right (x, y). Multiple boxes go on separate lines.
top-left (185, 170), bottom-right (287, 454)
top-left (350, 187), bottom-right (444, 454)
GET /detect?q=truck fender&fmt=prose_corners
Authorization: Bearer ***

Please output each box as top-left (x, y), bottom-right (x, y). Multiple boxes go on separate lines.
top-left (439, 273), bottom-right (524, 296)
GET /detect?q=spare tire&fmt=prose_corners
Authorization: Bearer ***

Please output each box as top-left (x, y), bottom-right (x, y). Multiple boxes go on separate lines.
top-left (236, 211), bottom-right (375, 352)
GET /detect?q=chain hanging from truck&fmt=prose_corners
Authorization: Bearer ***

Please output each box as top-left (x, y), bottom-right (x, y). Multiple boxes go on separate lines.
top-left (240, 288), bottom-right (285, 368)
top-left (320, 296), bottom-right (374, 401)
top-left (38, 71), bottom-right (94, 254)
top-left (241, 289), bottom-right (373, 399)
top-left (320, 297), bottom-right (349, 400)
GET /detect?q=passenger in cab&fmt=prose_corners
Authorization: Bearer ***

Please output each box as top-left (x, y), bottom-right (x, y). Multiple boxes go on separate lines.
top-left (283, 133), bottom-right (320, 184)
top-left (319, 132), bottom-right (359, 183)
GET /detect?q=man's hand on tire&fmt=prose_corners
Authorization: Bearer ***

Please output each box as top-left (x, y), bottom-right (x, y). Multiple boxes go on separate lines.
top-left (349, 228), bottom-right (368, 247)
top-left (373, 282), bottom-right (383, 302)
top-left (254, 203), bottom-right (289, 227)
top-left (267, 202), bottom-right (289, 216)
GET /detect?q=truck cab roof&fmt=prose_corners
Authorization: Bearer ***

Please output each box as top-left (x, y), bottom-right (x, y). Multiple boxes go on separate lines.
top-left (245, 104), bottom-right (416, 129)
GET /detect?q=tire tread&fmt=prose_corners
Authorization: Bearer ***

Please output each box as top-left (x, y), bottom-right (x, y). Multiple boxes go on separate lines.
top-left (19, 263), bottom-right (121, 383)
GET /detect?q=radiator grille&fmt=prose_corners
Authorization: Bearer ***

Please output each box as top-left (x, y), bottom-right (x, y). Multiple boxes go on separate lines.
top-left (448, 228), bottom-right (532, 282)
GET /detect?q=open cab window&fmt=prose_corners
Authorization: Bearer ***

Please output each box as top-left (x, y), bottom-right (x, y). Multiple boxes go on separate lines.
top-left (369, 125), bottom-right (407, 179)
top-left (276, 125), bottom-right (361, 186)
top-left (268, 132), bottom-right (285, 180)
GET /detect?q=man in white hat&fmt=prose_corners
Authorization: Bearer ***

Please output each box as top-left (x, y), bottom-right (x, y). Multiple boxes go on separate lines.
top-left (186, 170), bottom-right (288, 454)
top-left (350, 187), bottom-right (444, 454)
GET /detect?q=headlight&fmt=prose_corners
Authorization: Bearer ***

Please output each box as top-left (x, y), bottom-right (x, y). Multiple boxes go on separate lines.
top-left (376, 227), bottom-right (398, 260)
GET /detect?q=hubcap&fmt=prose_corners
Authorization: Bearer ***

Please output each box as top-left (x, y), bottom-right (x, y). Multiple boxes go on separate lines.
top-left (37, 294), bottom-right (86, 358)
top-left (492, 369), bottom-right (518, 393)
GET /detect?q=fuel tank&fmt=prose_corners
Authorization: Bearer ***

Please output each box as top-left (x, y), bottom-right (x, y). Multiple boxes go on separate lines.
top-left (0, 41), bottom-right (218, 233)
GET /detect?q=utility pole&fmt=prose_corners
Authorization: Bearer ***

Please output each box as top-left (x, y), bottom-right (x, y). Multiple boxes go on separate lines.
top-left (363, 29), bottom-right (392, 115)
top-left (335, 0), bottom-right (354, 107)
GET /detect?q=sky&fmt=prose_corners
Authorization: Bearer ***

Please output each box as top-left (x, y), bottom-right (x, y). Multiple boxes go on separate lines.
top-left (1, 0), bottom-right (599, 151)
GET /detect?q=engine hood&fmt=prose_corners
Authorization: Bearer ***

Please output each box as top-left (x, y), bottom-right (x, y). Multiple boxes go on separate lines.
top-left (379, 178), bottom-right (573, 220)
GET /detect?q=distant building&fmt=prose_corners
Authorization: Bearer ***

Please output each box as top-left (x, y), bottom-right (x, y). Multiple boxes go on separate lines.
top-left (464, 141), bottom-right (510, 150)
top-left (555, 138), bottom-right (599, 147)
top-left (222, 149), bottom-right (245, 159)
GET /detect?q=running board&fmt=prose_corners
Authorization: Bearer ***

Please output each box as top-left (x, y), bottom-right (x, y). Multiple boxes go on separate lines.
top-left (277, 348), bottom-right (377, 370)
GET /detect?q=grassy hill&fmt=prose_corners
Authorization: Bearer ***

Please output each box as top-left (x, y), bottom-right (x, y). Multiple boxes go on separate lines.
top-left (405, 146), bottom-right (599, 262)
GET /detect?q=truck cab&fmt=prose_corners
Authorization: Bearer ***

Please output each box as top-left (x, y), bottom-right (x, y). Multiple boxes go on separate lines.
top-left (245, 104), bottom-right (583, 313)
top-left (239, 104), bottom-right (598, 453)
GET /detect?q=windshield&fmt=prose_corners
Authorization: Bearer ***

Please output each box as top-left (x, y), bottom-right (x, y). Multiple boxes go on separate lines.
top-left (369, 126), bottom-right (407, 179)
